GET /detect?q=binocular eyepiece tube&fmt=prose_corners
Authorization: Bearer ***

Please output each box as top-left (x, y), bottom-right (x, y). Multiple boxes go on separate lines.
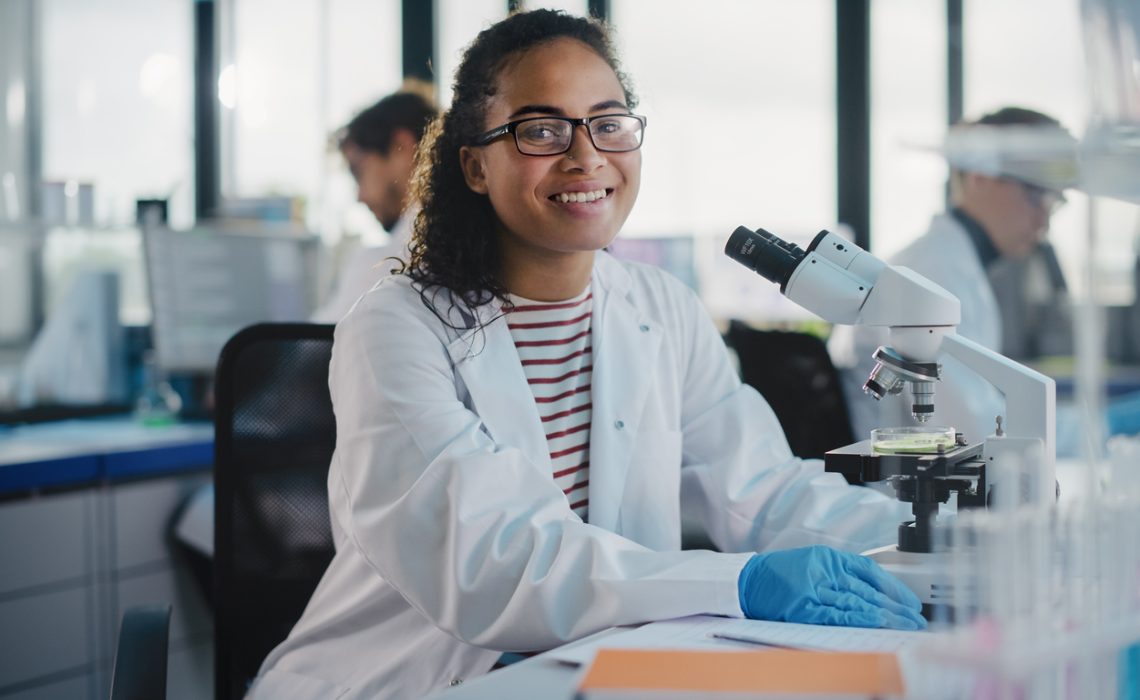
top-left (724, 226), bottom-right (807, 292)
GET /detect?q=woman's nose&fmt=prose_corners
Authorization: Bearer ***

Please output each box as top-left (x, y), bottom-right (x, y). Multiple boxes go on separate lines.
top-left (561, 126), bottom-right (605, 170)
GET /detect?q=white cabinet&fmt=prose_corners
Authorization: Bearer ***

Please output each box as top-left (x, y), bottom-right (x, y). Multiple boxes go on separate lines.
top-left (0, 492), bottom-right (99, 696)
top-left (0, 588), bottom-right (93, 689)
top-left (0, 471), bottom-right (212, 699)
top-left (0, 492), bottom-right (93, 595)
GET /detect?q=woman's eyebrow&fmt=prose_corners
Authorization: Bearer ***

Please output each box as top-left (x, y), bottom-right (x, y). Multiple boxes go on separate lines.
top-left (507, 100), bottom-right (630, 119)
top-left (508, 104), bottom-right (564, 118)
top-left (590, 99), bottom-right (629, 112)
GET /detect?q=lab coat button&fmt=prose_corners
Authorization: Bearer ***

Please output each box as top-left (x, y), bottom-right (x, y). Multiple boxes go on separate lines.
top-left (639, 324), bottom-right (650, 332)
top-left (449, 678), bottom-right (463, 686)
top-left (614, 420), bottom-right (625, 430)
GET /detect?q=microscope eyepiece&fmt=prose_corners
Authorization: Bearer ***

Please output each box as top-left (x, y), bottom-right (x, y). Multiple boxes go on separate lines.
top-left (724, 226), bottom-right (806, 292)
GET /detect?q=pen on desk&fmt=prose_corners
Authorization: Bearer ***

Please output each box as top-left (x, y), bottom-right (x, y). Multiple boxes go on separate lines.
top-left (707, 632), bottom-right (792, 649)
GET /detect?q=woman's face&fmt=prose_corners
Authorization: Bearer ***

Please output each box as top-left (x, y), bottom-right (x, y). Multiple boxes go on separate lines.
top-left (460, 38), bottom-right (641, 268)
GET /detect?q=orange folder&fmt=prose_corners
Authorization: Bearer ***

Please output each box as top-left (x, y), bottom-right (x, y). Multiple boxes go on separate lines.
top-left (576, 648), bottom-right (905, 698)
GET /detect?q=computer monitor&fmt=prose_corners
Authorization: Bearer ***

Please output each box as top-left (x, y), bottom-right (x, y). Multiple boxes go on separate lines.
top-left (143, 224), bottom-right (319, 373)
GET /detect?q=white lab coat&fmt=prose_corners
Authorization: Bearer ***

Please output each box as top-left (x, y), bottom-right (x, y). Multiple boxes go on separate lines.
top-left (250, 252), bottom-right (906, 700)
top-left (311, 207), bottom-right (416, 323)
top-left (835, 213), bottom-right (1005, 445)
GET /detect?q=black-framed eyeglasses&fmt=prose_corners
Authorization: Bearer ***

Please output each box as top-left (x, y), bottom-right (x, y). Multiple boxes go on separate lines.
top-left (472, 114), bottom-right (647, 156)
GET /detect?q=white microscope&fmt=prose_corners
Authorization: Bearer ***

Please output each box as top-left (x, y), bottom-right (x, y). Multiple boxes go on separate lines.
top-left (725, 226), bottom-right (1057, 609)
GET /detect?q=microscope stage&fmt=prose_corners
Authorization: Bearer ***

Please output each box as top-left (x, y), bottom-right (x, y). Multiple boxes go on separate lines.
top-left (824, 439), bottom-right (984, 486)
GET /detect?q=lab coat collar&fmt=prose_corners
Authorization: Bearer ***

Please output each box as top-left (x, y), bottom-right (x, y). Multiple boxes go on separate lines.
top-left (443, 252), bottom-right (661, 533)
top-left (443, 252), bottom-right (632, 347)
top-left (443, 288), bottom-right (546, 475)
top-left (948, 207), bottom-right (1001, 270)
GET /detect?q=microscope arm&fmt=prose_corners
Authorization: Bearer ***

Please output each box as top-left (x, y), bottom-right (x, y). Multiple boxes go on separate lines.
top-left (940, 332), bottom-right (1057, 503)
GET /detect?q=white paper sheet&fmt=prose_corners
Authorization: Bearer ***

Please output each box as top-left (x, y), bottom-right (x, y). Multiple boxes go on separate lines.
top-left (711, 617), bottom-right (926, 652)
top-left (546, 615), bottom-right (928, 666)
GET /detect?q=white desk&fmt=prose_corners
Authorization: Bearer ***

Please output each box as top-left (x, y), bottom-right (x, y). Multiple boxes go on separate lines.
top-left (428, 655), bottom-right (584, 700)
top-left (425, 619), bottom-right (932, 700)
top-left (425, 629), bottom-right (618, 700)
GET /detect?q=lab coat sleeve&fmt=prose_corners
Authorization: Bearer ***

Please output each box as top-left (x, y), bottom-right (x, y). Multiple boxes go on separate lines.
top-left (676, 289), bottom-right (906, 555)
top-left (328, 287), bottom-right (752, 652)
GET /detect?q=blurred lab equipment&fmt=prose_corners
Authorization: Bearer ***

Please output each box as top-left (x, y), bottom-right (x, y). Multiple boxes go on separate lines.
top-left (1078, 0), bottom-right (1140, 206)
top-left (136, 198), bottom-right (169, 227)
top-left (0, 224), bottom-right (38, 347)
top-left (134, 350), bottom-right (182, 425)
top-left (40, 180), bottom-right (95, 227)
top-left (16, 269), bottom-right (127, 408)
top-left (905, 489), bottom-right (1140, 699)
top-left (725, 225), bottom-right (1056, 609)
top-left (940, 121), bottom-right (1079, 192)
top-left (1, 222), bottom-right (158, 424)
top-left (898, 2), bottom-right (1140, 693)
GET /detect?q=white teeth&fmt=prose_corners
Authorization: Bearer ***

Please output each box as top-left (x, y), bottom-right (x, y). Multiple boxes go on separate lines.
top-left (556, 189), bottom-right (608, 203)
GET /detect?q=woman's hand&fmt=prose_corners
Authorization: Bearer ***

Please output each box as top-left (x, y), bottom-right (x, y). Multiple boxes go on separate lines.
top-left (737, 545), bottom-right (927, 630)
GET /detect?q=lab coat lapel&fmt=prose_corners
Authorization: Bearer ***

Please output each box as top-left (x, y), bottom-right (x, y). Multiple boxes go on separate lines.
top-left (447, 313), bottom-right (552, 476)
top-left (587, 258), bottom-right (663, 533)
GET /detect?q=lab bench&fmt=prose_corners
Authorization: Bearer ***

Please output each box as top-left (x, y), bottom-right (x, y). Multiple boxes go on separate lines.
top-left (0, 418), bottom-right (213, 700)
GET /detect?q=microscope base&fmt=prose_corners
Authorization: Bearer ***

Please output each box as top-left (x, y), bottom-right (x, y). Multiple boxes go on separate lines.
top-left (862, 544), bottom-right (967, 609)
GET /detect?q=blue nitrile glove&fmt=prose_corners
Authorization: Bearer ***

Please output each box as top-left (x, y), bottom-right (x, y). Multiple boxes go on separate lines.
top-left (737, 545), bottom-right (927, 631)
top-left (1107, 390), bottom-right (1140, 437)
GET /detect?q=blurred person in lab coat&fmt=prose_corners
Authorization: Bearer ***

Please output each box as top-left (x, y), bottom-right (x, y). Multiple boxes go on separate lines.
top-left (168, 86), bottom-right (440, 608)
top-left (832, 107), bottom-right (1076, 446)
top-left (311, 83), bottom-right (438, 322)
top-left (250, 11), bottom-right (923, 700)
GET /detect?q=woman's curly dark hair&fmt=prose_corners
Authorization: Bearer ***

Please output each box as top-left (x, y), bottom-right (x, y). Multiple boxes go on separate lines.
top-left (398, 9), bottom-right (636, 326)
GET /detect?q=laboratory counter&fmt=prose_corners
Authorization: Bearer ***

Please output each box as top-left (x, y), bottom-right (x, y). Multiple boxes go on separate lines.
top-left (0, 417), bottom-right (214, 699)
top-left (0, 416), bottom-right (213, 496)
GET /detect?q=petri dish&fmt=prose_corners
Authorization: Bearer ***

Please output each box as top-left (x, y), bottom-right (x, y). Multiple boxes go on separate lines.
top-left (871, 426), bottom-right (956, 454)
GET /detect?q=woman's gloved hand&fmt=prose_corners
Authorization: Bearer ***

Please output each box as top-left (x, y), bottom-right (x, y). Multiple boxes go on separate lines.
top-left (737, 545), bottom-right (927, 630)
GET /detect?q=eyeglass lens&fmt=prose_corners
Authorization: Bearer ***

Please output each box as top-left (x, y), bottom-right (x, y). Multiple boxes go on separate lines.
top-left (515, 116), bottom-right (643, 155)
top-left (1022, 183), bottom-right (1065, 214)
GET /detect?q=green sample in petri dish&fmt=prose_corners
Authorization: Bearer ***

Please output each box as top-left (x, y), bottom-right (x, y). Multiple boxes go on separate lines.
top-left (871, 426), bottom-right (955, 454)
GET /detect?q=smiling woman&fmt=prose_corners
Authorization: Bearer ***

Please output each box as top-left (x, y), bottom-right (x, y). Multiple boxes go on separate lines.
top-left (456, 37), bottom-right (642, 301)
top-left (404, 10), bottom-right (642, 310)
top-left (247, 10), bottom-right (922, 700)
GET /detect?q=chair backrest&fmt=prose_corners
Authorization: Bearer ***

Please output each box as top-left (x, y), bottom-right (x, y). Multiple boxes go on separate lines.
top-left (724, 322), bottom-right (855, 459)
top-left (214, 323), bottom-right (337, 700)
top-left (110, 605), bottom-right (172, 700)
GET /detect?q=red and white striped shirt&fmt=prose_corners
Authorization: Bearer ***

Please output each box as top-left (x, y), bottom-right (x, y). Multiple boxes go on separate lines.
top-left (506, 288), bottom-right (593, 521)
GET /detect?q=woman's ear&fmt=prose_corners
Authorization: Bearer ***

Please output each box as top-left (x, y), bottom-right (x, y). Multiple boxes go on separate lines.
top-left (459, 146), bottom-right (489, 194)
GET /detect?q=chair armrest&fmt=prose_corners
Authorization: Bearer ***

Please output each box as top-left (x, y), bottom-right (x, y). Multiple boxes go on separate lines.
top-left (110, 604), bottom-right (172, 700)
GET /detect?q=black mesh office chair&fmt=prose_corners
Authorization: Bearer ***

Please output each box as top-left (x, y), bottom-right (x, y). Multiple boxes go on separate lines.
top-left (724, 321), bottom-right (855, 459)
top-left (214, 323), bottom-right (337, 699)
